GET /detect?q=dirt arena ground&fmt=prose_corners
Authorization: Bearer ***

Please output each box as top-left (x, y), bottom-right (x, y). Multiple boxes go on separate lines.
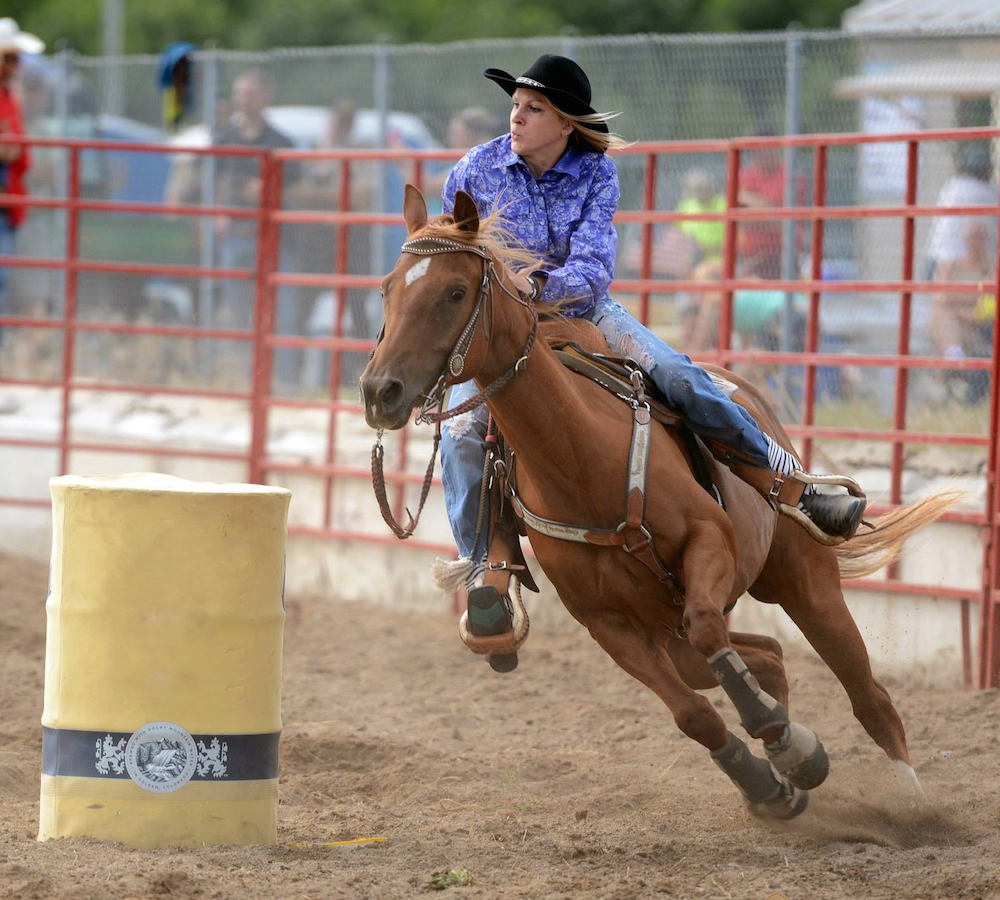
top-left (1, 553), bottom-right (999, 900)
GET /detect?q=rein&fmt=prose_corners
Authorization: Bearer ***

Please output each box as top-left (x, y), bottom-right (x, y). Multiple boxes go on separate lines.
top-left (371, 236), bottom-right (538, 540)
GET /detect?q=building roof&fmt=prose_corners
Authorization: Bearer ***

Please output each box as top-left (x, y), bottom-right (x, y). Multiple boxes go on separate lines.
top-left (845, 0), bottom-right (1000, 31)
top-left (836, 59), bottom-right (1000, 97)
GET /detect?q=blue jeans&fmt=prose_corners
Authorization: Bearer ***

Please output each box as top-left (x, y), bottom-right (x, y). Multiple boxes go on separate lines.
top-left (440, 298), bottom-right (773, 562)
top-left (0, 212), bottom-right (15, 351)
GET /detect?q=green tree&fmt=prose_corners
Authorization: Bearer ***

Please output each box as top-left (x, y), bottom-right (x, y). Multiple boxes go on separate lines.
top-left (7, 0), bottom-right (859, 56)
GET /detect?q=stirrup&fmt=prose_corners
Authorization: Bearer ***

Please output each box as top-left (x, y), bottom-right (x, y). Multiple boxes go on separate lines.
top-left (786, 470), bottom-right (866, 499)
top-left (458, 580), bottom-right (530, 656)
top-left (776, 472), bottom-right (867, 547)
top-left (777, 505), bottom-right (846, 546)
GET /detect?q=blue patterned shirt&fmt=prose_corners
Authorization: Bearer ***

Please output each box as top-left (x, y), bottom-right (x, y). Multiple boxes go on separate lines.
top-left (442, 134), bottom-right (620, 317)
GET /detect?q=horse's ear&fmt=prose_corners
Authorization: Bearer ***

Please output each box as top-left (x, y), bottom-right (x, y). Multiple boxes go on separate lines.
top-left (403, 184), bottom-right (428, 235)
top-left (453, 190), bottom-right (480, 234)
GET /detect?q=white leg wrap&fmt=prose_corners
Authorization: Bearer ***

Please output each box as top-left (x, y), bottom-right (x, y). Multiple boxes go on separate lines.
top-left (764, 722), bottom-right (829, 790)
top-left (765, 722), bottom-right (818, 770)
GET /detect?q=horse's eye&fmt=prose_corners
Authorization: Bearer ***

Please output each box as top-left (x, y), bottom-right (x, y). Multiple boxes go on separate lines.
top-left (449, 287), bottom-right (466, 303)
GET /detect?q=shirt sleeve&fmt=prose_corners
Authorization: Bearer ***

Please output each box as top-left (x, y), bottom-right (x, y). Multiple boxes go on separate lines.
top-left (539, 162), bottom-right (620, 317)
top-left (212, 126), bottom-right (236, 179)
top-left (271, 128), bottom-right (301, 185)
top-left (441, 150), bottom-right (474, 215)
top-left (10, 103), bottom-right (27, 176)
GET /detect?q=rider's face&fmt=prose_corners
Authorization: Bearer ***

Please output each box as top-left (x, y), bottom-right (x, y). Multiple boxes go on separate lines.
top-left (509, 88), bottom-right (572, 161)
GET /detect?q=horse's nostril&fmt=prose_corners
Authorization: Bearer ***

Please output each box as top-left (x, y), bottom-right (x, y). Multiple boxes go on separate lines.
top-left (381, 378), bottom-right (404, 411)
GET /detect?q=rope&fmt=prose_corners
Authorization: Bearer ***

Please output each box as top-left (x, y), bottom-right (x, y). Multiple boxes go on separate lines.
top-left (371, 424), bottom-right (441, 540)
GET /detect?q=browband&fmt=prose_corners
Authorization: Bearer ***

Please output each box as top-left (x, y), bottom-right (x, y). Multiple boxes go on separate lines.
top-left (401, 237), bottom-right (490, 259)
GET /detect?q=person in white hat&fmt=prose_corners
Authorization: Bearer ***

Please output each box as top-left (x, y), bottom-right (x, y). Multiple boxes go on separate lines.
top-left (0, 18), bottom-right (44, 349)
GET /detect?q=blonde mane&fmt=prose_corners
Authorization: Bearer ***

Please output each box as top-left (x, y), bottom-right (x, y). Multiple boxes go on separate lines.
top-left (416, 209), bottom-right (542, 277)
top-left (414, 210), bottom-right (584, 314)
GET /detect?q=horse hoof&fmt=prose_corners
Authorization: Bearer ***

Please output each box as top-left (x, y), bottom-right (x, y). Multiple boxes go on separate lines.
top-left (765, 722), bottom-right (830, 791)
top-left (747, 781), bottom-right (810, 820)
top-left (893, 759), bottom-right (926, 799)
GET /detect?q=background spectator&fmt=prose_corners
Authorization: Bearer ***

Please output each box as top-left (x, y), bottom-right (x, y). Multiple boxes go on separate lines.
top-left (738, 139), bottom-right (785, 279)
top-left (624, 168), bottom-right (725, 284)
top-left (0, 19), bottom-right (44, 351)
top-left (447, 106), bottom-right (505, 151)
top-left (425, 106), bottom-right (505, 207)
top-left (214, 67), bottom-right (304, 387)
top-left (290, 98), bottom-right (379, 391)
top-left (287, 99), bottom-right (373, 211)
top-left (738, 127), bottom-right (805, 280)
top-left (926, 141), bottom-right (997, 401)
top-left (676, 167), bottom-right (725, 264)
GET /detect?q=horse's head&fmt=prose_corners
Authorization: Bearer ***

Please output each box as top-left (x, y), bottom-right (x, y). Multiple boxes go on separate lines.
top-left (360, 184), bottom-right (499, 430)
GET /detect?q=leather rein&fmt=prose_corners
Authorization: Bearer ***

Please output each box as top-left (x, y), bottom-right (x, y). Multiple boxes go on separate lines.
top-left (371, 236), bottom-right (538, 538)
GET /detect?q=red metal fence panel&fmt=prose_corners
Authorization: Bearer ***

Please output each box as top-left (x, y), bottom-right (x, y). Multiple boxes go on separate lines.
top-left (0, 129), bottom-right (997, 685)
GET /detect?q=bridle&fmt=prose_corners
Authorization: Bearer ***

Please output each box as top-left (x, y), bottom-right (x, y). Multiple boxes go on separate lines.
top-left (370, 236), bottom-right (539, 539)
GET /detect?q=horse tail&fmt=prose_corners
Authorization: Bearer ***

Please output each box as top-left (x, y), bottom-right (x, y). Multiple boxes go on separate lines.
top-left (836, 489), bottom-right (965, 580)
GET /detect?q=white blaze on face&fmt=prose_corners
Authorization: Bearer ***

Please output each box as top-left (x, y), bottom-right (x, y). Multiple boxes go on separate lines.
top-left (405, 257), bottom-right (432, 287)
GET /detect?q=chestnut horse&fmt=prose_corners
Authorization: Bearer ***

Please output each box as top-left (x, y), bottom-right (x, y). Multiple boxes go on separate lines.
top-left (361, 185), bottom-right (956, 818)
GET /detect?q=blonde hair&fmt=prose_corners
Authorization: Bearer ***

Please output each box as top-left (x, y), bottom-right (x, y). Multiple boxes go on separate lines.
top-left (415, 208), bottom-right (583, 315)
top-left (548, 100), bottom-right (633, 153)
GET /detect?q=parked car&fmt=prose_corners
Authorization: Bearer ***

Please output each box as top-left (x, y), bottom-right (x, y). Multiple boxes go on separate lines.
top-left (170, 106), bottom-right (441, 154)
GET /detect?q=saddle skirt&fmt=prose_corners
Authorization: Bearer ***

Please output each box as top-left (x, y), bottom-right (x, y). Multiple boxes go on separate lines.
top-left (482, 329), bottom-right (747, 611)
top-left (548, 340), bottom-right (725, 506)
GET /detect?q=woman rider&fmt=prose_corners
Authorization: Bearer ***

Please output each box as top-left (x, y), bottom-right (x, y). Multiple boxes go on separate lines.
top-left (440, 55), bottom-right (866, 594)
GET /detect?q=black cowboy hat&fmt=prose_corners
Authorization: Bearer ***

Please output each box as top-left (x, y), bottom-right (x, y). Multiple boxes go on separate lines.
top-left (484, 54), bottom-right (609, 135)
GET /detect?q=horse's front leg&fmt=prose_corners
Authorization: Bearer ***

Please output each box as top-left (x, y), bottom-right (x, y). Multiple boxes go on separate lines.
top-left (681, 522), bottom-right (829, 794)
top-left (584, 608), bottom-right (807, 819)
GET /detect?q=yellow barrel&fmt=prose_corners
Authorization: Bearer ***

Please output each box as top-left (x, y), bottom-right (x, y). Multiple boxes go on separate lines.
top-left (39, 473), bottom-right (291, 849)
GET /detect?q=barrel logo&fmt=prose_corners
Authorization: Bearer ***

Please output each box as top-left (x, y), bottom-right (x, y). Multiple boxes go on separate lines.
top-left (124, 722), bottom-right (199, 793)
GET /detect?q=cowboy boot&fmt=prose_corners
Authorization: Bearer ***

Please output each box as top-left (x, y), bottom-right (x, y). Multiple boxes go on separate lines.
top-left (797, 490), bottom-right (866, 540)
top-left (728, 463), bottom-right (866, 545)
top-left (466, 583), bottom-right (519, 673)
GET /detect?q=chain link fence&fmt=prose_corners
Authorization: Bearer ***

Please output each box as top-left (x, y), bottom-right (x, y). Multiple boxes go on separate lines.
top-left (7, 27), bottom-right (1000, 470)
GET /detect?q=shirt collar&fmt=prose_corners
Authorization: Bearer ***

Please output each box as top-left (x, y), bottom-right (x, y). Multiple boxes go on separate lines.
top-left (551, 143), bottom-right (586, 177)
top-left (500, 136), bottom-right (520, 169)
top-left (501, 135), bottom-right (587, 178)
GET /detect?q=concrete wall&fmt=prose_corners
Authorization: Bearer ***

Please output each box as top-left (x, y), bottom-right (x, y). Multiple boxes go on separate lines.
top-left (0, 385), bottom-right (982, 687)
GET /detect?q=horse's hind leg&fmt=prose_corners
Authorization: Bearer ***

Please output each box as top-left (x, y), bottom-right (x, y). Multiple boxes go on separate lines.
top-left (585, 610), bottom-right (807, 818)
top-left (753, 532), bottom-right (920, 792)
